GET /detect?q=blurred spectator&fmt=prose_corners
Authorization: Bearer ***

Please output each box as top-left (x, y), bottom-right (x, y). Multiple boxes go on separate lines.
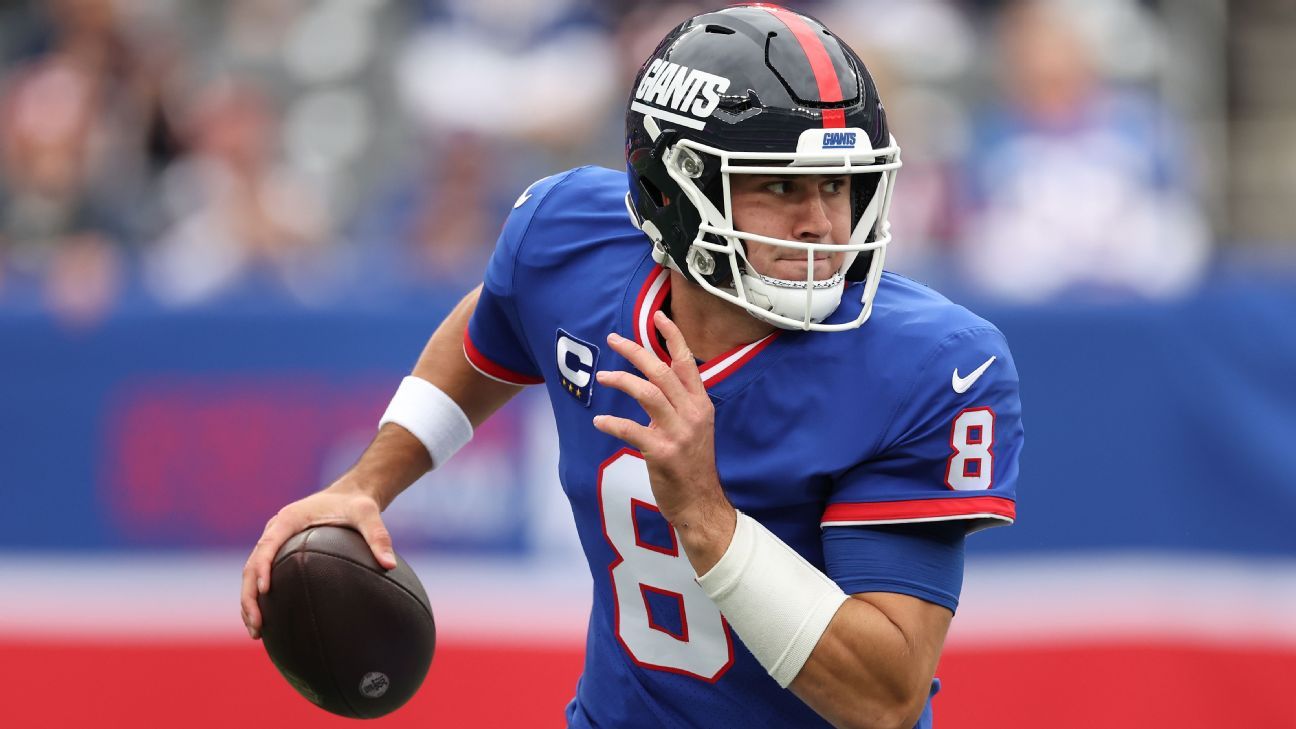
top-left (817, 0), bottom-right (976, 278)
top-left (396, 0), bottom-right (616, 149)
top-left (956, 0), bottom-right (1210, 302)
top-left (0, 0), bottom-right (176, 324)
top-left (0, 57), bottom-right (123, 276)
top-left (352, 0), bottom-right (621, 292)
top-left (144, 79), bottom-right (334, 306)
top-left (348, 132), bottom-right (508, 298)
top-left (0, 0), bottom-right (1236, 316)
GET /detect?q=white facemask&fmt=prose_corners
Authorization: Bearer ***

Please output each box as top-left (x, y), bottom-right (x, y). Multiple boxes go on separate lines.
top-left (642, 125), bottom-right (901, 331)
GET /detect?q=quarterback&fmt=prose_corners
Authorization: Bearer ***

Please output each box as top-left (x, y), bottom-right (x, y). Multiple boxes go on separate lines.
top-left (241, 5), bottom-right (1023, 728)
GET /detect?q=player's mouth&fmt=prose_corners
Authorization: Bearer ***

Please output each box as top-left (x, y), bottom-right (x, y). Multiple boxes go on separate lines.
top-left (765, 253), bottom-right (839, 281)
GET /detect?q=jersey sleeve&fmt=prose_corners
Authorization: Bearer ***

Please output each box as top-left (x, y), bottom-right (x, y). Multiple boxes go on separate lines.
top-left (822, 325), bottom-right (1023, 533)
top-left (822, 522), bottom-right (966, 612)
top-left (463, 175), bottom-right (569, 386)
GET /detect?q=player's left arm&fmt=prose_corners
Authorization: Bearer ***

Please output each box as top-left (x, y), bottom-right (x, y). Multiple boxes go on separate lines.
top-left (595, 313), bottom-right (1021, 729)
top-left (788, 590), bottom-right (951, 729)
top-left (789, 323), bottom-right (1021, 728)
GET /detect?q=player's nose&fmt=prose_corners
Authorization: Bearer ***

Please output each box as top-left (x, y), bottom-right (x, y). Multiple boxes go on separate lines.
top-left (793, 191), bottom-right (834, 242)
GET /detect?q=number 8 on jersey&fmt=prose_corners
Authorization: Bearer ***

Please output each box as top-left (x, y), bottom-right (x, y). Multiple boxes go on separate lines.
top-left (946, 407), bottom-right (995, 490)
top-left (598, 450), bottom-right (734, 681)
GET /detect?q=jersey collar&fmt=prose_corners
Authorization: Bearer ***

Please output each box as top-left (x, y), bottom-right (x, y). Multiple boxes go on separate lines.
top-left (630, 264), bottom-right (780, 390)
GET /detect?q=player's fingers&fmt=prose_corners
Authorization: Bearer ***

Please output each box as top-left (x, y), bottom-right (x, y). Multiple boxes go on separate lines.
top-left (653, 311), bottom-right (705, 397)
top-left (248, 513), bottom-right (301, 595)
top-left (607, 332), bottom-right (690, 407)
top-left (593, 413), bottom-right (654, 449)
top-left (247, 505), bottom-right (340, 632)
top-left (595, 369), bottom-right (678, 427)
top-left (349, 499), bottom-right (398, 570)
top-left (240, 560), bottom-right (262, 639)
top-left (241, 513), bottom-right (297, 638)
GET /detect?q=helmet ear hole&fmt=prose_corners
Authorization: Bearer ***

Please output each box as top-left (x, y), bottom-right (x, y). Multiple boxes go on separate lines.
top-left (845, 170), bottom-right (885, 282)
top-left (639, 176), bottom-right (666, 209)
top-left (845, 251), bottom-right (874, 281)
top-left (701, 173), bottom-right (724, 213)
top-left (851, 171), bottom-right (881, 226)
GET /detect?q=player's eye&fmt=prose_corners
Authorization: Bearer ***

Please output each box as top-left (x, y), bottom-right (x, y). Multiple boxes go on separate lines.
top-left (822, 178), bottom-right (846, 195)
top-left (764, 180), bottom-right (790, 195)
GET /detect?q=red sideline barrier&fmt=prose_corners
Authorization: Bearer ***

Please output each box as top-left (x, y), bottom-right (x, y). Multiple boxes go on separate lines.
top-left (936, 643), bottom-right (1296, 727)
top-left (0, 641), bottom-right (1291, 728)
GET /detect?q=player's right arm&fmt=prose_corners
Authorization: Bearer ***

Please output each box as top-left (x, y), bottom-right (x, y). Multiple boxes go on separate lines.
top-left (239, 285), bottom-right (525, 639)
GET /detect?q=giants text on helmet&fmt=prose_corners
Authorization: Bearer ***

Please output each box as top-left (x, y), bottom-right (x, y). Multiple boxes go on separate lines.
top-left (632, 59), bottom-right (732, 125)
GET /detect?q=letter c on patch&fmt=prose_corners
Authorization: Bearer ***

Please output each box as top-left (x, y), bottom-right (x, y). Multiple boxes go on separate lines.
top-left (556, 328), bottom-right (600, 406)
top-left (558, 336), bottom-right (594, 387)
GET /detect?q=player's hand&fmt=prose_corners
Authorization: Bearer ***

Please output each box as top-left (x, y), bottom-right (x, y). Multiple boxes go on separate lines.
top-left (240, 484), bottom-right (398, 640)
top-left (592, 311), bottom-right (734, 535)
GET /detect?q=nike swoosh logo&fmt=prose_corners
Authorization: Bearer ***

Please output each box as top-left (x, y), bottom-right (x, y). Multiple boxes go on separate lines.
top-left (952, 356), bottom-right (997, 394)
top-left (513, 177), bottom-right (547, 209)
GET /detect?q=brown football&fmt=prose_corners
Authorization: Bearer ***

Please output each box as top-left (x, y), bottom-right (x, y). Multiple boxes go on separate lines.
top-left (257, 526), bottom-right (435, 718)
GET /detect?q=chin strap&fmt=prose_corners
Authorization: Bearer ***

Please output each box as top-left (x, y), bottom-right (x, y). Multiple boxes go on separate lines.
top-left (741, 270), bottom-right (847, 330)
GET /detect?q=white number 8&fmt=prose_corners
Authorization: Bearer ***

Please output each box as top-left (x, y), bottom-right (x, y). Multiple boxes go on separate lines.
top-left (598, 450), bottom-right (734, 681)
top-left (945, 407), bottom-right (995, 490)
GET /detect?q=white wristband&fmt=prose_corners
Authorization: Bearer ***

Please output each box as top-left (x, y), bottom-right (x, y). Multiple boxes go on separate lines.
top-left (378, 376), bottom-right (473, 469)
top-left (696, 511), bottom-right (848, 688)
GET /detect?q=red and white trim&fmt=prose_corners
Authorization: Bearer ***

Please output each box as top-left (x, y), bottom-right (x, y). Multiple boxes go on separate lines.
top-left (634, 266), bottom-right (672, 363)
top-left (697, 335), bottom-right (777, 387)
top-left (8, 551), bottom-right (1295, 649)
top-left (632, 265), bottom-right (779, 389)
top-left (462, 330), bottom-right (544, 386)
top-left (821, 495), bottom-right (1016, 527)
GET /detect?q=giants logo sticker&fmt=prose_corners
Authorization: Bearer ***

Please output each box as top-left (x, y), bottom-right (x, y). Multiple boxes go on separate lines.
top-left (795, 127), bottom-right (871, 155)
top-left (822, 131), bottom-right (857, 149)
top-left (630, 59), bottom-right (731, 131)
top-left (556, 329), bottom-right (600, 407)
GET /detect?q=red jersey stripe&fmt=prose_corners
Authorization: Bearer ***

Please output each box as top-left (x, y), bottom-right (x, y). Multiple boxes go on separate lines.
top-left (463, 329), bottom-right (545, 385)
top-left (821, 496), bottom-right (1017, 525)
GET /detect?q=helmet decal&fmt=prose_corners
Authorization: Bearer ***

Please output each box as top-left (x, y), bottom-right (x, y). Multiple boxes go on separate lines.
top-left (631, 60), bottom-right (732, 131)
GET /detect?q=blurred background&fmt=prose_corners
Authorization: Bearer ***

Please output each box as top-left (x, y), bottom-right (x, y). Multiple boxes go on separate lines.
top-left (0, 0), bottom-right (1292, 726)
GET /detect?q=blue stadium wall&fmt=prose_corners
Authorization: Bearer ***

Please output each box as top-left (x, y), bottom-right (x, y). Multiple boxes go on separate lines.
top-left (1, 271), bottom-right (1293, 727)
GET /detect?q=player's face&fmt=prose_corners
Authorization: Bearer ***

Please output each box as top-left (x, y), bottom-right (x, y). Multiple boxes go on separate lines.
top-left (729, 173), bottom-right (852, 281)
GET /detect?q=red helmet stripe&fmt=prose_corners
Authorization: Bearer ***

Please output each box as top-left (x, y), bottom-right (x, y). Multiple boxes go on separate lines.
top-left (821, 107), bottom-right (846, 129)
top-left (759, 5), bottom-right (846, 128)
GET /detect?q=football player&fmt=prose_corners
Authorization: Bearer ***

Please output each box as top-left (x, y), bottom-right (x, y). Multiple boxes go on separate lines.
top-left (241, 6), bottom-right (1022, 728)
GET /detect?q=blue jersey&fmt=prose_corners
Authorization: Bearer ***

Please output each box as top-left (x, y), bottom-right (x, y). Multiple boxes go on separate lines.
top-left (465, 167), bottom-right (1023, 728)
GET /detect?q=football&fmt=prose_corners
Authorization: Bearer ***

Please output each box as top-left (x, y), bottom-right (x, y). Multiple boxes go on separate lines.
top-left (257, 525), bottom-right (435, 718)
